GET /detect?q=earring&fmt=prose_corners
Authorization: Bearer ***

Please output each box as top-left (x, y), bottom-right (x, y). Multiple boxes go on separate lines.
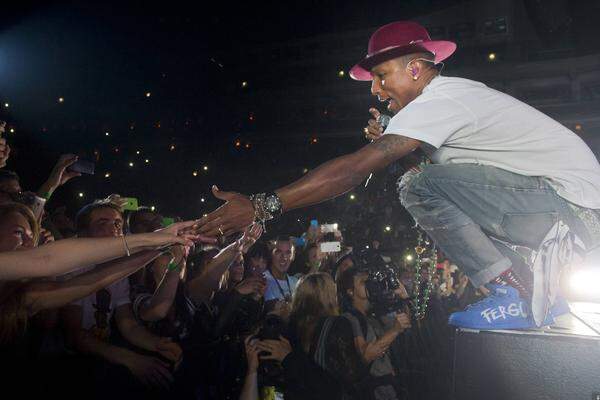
top-left (412, 74), bottom-right (418, 81)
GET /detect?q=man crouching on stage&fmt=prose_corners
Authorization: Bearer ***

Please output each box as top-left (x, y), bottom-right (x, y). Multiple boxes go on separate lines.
top-left (197, 21), bottom-right (600, 330)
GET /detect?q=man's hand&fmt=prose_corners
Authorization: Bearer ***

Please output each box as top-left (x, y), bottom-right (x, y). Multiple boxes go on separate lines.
top-left (197, 185), bottom-right (255, 237)
top-left (392, 312), bottom-right (411, 332)
top-left (39, 154), bottom-right (80, 197)
top-left (38, 228), bottom-right (55, 246)
top-left (256, 336), bottom-right (292, 363)
top-left (124, 353), bottom-right (173, 389)
top-left (155, 337), bottom-right (182, 363)
top-left (364, 339), bottom-right (388, 362)
top-left (235, 276), bottom-right (267, 296)
top-left (363, 108), bottom-right (385, 142)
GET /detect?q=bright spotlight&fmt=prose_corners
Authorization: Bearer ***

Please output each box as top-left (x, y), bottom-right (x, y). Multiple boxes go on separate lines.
top-left (405, 254), bottom-right (414, 262)
top-left (570, 269), bottom-right (600, 299)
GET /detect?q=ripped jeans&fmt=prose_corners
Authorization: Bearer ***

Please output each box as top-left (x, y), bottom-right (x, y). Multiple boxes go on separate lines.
top-left (398, 164), bottom-right (591, 288)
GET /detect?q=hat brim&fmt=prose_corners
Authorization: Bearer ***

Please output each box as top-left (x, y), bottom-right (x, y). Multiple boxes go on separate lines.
top-left (349, 40), bottom-right (457, 81)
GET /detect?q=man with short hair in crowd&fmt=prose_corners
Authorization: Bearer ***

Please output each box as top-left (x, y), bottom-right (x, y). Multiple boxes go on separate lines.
top-left (61, 201), bottom-right (183, 394)
top-left (264, 236), bottom-right (299, 304)
top-left (0, 169), bottom-right (21, 202)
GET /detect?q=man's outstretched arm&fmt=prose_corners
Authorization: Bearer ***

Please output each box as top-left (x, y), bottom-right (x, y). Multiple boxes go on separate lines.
top-left (198, 135), bottom-right (420, 236)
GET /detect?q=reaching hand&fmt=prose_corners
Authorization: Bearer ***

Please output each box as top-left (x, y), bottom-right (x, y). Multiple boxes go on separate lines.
top-left (138, 220), bottom-right (209, 249)
top-left (46, 154), bottom-right (81, 190)
top-left (157, 220), bottom-right (216, 245)
top-left (244, 336), bottom-right (260, 373)
top-left (363, 108), bottom-right (385, 142)
top-left (240, 223), bottom-right (263, 253)
top-left (196, 185), bottom-right (255, 237)
top-left (235, 276), bottom-right (267, 296)
top-left (256, 336), bottom-right (292, 363)
top-left (124, 353), bottom-right (173, 389)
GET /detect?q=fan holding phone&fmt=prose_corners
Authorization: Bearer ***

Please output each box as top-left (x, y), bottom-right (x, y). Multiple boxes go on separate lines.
top-left (38, 154), bottom-right (88, 200)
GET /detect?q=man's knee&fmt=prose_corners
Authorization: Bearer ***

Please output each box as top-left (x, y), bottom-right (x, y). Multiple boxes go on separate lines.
top-left (397, 169), bottom-right (426, 209)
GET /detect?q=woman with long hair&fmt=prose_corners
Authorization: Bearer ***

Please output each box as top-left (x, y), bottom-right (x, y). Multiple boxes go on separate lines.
top-left (256, 272), bottom-right (368, 400)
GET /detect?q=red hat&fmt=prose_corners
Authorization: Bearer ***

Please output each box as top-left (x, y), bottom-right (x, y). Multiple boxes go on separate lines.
top-left (350, 21), bottom-right (456, 81)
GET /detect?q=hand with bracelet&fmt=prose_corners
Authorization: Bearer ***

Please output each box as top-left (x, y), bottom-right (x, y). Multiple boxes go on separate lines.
top-left (197, 186), bottom-right (281, 237)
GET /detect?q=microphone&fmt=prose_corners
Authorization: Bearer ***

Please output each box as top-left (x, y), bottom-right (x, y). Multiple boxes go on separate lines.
top-left (376, 114), bottom-right (392, 129)
top-left (364, 114), bottom-right (393, 187)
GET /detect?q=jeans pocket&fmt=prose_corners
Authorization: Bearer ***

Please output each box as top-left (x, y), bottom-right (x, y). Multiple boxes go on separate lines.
top-left (499, 212), bottom-right (559, 249)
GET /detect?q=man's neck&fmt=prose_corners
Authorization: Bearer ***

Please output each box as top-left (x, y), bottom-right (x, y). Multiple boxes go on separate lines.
top-left (271, 268), bottom-right (287, 280)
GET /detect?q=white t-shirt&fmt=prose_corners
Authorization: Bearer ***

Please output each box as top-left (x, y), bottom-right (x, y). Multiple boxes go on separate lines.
top-left (384, 75), bottom-right (600, 209)
top-left (264, 270), bottom-right (299, 301)
top-left (70, 266), bottom-right (131, 332)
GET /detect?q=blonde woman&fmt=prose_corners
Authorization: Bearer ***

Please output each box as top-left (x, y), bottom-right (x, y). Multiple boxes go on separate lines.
top-left (256, 272), bottom-right (368, 400)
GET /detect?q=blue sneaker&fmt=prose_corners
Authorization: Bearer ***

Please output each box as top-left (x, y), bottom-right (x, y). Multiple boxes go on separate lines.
top-left (449, 285), bottom-right (537, 330)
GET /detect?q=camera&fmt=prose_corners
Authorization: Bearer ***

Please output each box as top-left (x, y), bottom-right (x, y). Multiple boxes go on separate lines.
top-left (254, 314), bottom-right (285, 387)
top-left (356, 250), bottom-right (407, 316)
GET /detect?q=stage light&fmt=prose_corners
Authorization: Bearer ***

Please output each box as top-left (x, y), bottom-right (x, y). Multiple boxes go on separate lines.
top-left (245, 143), bottom-right (251, 149)
top-left (58, 97), bottom-right (64, 103)
top-left (365, 245), bottom-right (370, 249)
top-left (145, 92), bottom-right (151, 98)
top-left (385, 226), bottom-right (392, 232)
top-left (338, 70), bottom-right (345, 77)
top-left (136, 150), bottom-right (141, 155)
top-left (349, 194), bottom-right (356, 200)
top-left (192, 171), bottom-right (198, 176)
top-left (104, 172), bottom-right (111, 178)
top-left (200, 198), bottom-right (205, 203)
top-left (203, 213), bottom-right (208, 218)
top-left (303, 168), bottom-right (309, 174)
top-left (128, 162), bottom-right (134, 167)
top-left (105, 132), bottom-right (110, 136)
top-left (242, 81), bottom-right (248, 88)
top-left (9, 128), bottom-right (15, 133)
top-left (487, 53), bottom-right (496, 61)
top-left (151, 206), bottom-right (156, 211)
top-left (169, 144), bottom-right (176, 151)
top-left (235, 140), bottom-right (241, 147)
top-left (570, 269), bottom-right (600, 299)
top-left (78, 192), bottom-right (84, 198)
top-left (405, 254), bottom-right (414, 262)
top-left (311, 137), bottom-right (318, 144)
top-left (3, 103), bottom-right (8, 108)
top-left (144, 159), bottom-right (150, 164)
top-left (203, 165), bottom-right (208, 171)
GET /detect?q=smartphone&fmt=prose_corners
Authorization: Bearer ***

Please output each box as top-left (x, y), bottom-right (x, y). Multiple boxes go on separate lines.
top-left (320, 241), bottom-right (341, 253)
top-left (320, 223), bottom-right (338, 233)
top-left (162, 217), bottom-right (175, 227)
top-left (122, 197), bottom-right (139, 211)
top-left (67, 159), bottom-right (95, 175)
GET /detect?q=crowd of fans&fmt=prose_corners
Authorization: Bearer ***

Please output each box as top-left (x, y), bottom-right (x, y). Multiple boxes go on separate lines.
top-left (0, 120), bottom-right (485, 400)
